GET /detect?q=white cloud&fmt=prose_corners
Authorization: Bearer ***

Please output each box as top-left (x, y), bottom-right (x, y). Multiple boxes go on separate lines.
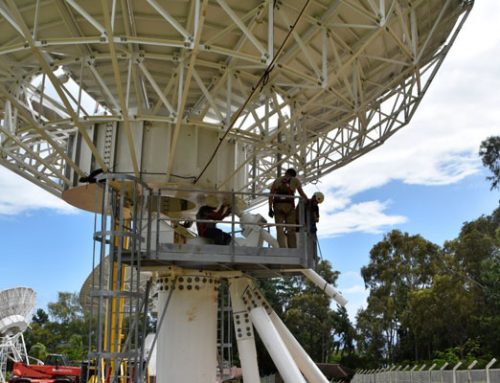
top-left (0, 167), bottom-right (76, 216)
top-left (317, 200), bottom-right (407, 237)
top-left (336, 271), bottom-right (369, 322)
top-left (0, 1), bottom-right (497, 237)
top-left (299, 0), bottom-right (500, 236)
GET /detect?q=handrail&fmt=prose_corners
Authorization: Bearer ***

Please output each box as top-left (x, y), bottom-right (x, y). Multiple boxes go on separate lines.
top-left (91, 174), bottom-right (317, 269)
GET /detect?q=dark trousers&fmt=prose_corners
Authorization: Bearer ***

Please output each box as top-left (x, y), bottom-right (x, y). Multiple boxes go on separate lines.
top-left (203, 227), bottom-right (231, 245)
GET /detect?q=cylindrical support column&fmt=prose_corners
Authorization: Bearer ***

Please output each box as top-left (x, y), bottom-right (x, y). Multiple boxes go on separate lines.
top-left (269, 311), bottom-right (329, 383)
top-left (250, 306), bottom-right (306, 383)
top-left (228, 278), bottom-right (260, 383)
top-left (156, 274), bottom-right (219, 383)
top-left (301, 269), bottom-right (347, 306)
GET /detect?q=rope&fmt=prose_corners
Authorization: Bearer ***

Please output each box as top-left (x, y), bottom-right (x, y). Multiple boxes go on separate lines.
top-left (194, 0), bottom-right (312, 184)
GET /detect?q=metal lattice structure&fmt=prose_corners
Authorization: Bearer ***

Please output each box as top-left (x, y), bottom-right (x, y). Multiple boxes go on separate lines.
top-left (0, 3), bottom-right (475, 381)
top-left (0, 0), bottom-right (472, 200)
top-left (0, 287), bottom-right (36, 383)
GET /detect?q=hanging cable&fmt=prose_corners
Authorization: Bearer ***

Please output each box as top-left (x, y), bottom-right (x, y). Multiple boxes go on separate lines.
top-left (193, 0), bottom-right (312, 184)
top-left (316, 234), bottom-right (324, 261)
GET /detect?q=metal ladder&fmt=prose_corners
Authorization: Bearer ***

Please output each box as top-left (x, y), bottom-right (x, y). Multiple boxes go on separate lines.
top-left (87, 174), bottom-right (153, 383)
top-left (217, 281), bottom-right (234, 381)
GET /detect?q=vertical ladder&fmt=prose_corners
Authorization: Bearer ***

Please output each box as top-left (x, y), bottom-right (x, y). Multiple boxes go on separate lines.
top-left (87, 174), bottom-right (152, 383)
top-left (217, 280), bottom-right (233, 380)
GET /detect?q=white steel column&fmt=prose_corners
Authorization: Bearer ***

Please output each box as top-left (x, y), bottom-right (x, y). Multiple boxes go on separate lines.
top-left (228, 278), bottom-right (260, 383)
top-left (156, 273), bottom-right (218, 383)
top-left (250, 306), bottom-right (306, 383)
top-left (269, 311), bottom-right (329, 383)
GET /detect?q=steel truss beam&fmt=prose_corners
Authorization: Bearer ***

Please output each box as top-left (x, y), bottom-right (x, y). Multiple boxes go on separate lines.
top-left (0, 0), bottom-right (472, 202)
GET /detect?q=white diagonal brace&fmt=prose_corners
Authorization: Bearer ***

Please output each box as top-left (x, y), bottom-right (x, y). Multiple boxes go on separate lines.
top-left (4, 0), bottom-right (107, 172)
top-left (137, 60), bottom-right (176, 115)
top-left (415, 0), bottom-right (452, 63)
top-left (280, 0), bottom-right (342, 64)
top-left (87, 62), bottom-right (121, 112)
top-left (0, 84), bottom-right (84, 177)
top-left (100, 0), bottom-right (140, 176)
top-left (65, 0), bottom-right (107, 35)
top-left (145, 0), bottom-right (191, 41)
top-left (166, 0), bottom-right (208, 179)
top-left (0, 0), bottom-right (23, 35)
top-left (279, 9), bottom-right (321, 80)
top-left (0, 126), bottom-right (71, 186)
top-left (0, 158), bottom-right (63, 197)
top-left (192, 68), bottom-right (223, 122)
top-left (267, 0), bottom-right (273, 61)
top-left (215, 0), bottom-right (267, 58)
top-left (0, 147), bottom-right (65, 189)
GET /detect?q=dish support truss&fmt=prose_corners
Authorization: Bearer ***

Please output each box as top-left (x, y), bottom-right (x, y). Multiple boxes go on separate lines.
top-left (89, 174), bottom-right (343, 383)
top-left (0, 0), bottom-right (473, 202)
top-left (0, 333), bottom-right (28, 383)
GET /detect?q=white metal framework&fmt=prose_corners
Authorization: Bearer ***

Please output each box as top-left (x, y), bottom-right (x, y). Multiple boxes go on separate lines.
top-left (0, 287), bottom-right (36, 383)
top-left (0, 0), bottom-right (472, 200)
top-left (0, 1), bottom-right (474, 382)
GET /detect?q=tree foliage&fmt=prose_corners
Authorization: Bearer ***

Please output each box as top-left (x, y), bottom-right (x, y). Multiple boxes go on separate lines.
top-left (258, 260), bottom-right (356, 372)
top-left (25, 292), bottom-right (88, 362)
top-left (25, 203), bottom-right (499, 370)
top-left (356, 207), bottom-right (500, 367)
top-left (479, 136), bottom-right (500, 190)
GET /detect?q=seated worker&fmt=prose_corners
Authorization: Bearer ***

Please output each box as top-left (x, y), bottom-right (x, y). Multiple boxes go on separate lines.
top-left (268, 168), bottom-right (308, 248)
top-left (196, 196), bottom-right (232, 245)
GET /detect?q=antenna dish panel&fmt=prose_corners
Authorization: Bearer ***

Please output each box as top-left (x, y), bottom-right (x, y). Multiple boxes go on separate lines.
top-left (79, 257), bottom-right (153, 310)
top-left (0, 0), bottom-right (472, 199)
top-left (0, 288), bottom-right (36, 335)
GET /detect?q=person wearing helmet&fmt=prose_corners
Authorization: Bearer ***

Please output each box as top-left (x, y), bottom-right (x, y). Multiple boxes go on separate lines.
top-left (296, 191), bottom-right (324, 234)
top-left (268, 168), bottom-right (308, 248)
top-left (296, 191), bottom-right (324, 262)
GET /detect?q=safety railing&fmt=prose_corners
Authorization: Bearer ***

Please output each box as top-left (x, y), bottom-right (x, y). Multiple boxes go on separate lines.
top-left (89, 173), bottom-right (319, 273)
top-left (352, 359), bottom-right (498, 383)
top-left (143, 187), bottom-right (319, 273)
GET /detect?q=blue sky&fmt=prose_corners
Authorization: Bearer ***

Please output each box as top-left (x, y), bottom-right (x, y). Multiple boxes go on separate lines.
top-left (1, 0), bottom-right (500, 322)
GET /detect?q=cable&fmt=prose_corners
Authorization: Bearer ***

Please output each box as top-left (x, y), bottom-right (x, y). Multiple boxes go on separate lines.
top-left (316, 234), bottom-right (324, 261)
top-left (193, 0), bottom-right (312, 184)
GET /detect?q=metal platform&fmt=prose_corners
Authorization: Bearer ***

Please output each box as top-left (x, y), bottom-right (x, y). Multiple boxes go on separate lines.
top-left (123, 241), bottom-right (315, 277)
top-left (87, 174), bottom-right (318, 276)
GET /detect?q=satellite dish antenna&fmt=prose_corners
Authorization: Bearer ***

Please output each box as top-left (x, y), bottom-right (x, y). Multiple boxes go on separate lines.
top-left (0, 0), bottom-right (473, 382)
top-left (0, 287), bottom-right (36, 383)
top-left (79, 256), bottom-right (154, 311)
top-left (0, 287), bottom-right (36, 336)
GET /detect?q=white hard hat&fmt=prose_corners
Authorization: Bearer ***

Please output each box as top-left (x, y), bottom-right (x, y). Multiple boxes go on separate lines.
top-left (313, 192), bottom-right (324, 203)
top-left (205, 195), bottom-right (219, 208)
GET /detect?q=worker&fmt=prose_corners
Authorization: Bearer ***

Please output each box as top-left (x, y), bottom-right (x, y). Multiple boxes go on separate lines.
top-left (79, 168), bottom-right (104, 183)
top-left (196, 195), bottom-right (232, 245)
top-left (268, 168), bottom-right (308, 248)
top-left (297, 191), bottom-right (324, 234)
top-left (296, 191), bottom-right (324, 262)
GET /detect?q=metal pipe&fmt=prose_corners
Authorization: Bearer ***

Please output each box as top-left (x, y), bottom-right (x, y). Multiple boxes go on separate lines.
top-left (300, 269), bottom-right (347, 306)
top-left (250, 306), bottom-right (306, 383)
top-left (228, 278), bottom-right (260, 383)
top-left (486, 358), bottom-right (496, 383)
top-left (452, 362), bottom-right (462, 383)
top-left (269, 311), bottom-right (328, 383)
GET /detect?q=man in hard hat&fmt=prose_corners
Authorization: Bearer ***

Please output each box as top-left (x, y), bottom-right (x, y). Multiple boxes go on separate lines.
top-left (268, 168), bottom-right (308, 248)
top-left (196, 195), bottom-right (232, 245)
top-left (298, 191), bottom-right (324, 234)
top-left (296, 191), bottom-right (324, 262)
